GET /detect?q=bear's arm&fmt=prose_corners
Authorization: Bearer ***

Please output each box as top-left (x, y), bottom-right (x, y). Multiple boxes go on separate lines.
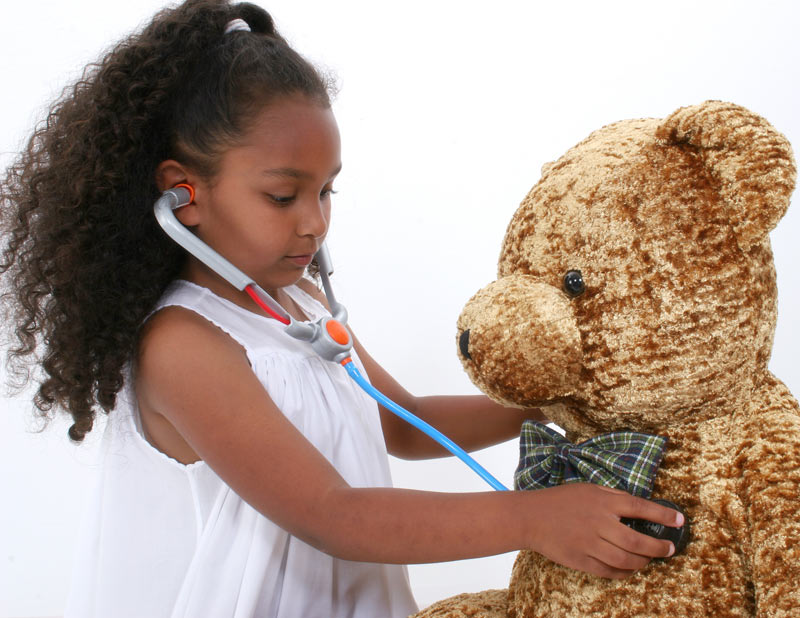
top-left (735, 401), bottom-right (800, 617)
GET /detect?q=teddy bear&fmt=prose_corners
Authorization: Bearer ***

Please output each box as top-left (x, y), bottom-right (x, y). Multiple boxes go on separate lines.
top-left (413, 101), bottom-right (799, 617)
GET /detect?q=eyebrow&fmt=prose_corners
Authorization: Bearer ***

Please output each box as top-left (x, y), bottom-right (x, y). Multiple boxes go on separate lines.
top-left (261, 164), bottom-right (342, 180)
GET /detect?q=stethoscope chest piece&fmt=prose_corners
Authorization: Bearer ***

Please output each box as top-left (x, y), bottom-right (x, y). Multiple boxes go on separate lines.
top-left (286, 315), bottom-right (353, 364)
top-left (622, 499), bottom-right (690, 557)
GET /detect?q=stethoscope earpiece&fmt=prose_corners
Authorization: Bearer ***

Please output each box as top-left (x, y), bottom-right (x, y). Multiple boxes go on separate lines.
top-left (172, 183), bottom-right (195, 204)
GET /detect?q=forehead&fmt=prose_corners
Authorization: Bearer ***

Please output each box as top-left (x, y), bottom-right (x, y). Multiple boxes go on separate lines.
top-left (222, 96), bottom-right (341, 173)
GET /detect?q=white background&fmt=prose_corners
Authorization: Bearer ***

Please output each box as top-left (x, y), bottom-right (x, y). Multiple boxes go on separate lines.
top-left (1, 1), bottom-right (798, 616)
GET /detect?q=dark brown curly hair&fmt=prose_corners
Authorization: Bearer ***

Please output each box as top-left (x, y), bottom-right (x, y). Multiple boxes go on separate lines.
top-left (0, 0), bottom-right (332, 441)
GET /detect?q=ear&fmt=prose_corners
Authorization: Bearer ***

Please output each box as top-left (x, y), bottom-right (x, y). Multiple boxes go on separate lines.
top-left (155, 160), bottom-right (202, 227)
top-left (656, 100), bottom-right (796, 251)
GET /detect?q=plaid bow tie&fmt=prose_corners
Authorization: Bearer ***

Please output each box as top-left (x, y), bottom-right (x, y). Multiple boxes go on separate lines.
top-left (514, 421), bottom-right (667, 498)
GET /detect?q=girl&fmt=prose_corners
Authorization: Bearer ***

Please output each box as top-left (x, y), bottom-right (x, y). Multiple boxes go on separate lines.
top-left (0, 1), bottom-right (682, 616)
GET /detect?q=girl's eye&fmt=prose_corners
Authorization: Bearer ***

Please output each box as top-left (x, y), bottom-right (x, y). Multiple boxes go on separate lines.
top-left (266, 194), bottom-right (295, 205)
top-left (321, 188), bottom-right (338, 200)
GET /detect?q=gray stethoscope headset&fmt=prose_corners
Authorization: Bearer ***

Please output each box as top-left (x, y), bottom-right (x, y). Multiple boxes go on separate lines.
top-left (154, 184), bottom-right (508, 490)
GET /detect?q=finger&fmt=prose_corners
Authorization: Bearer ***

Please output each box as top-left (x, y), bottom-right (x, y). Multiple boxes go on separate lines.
top-left (605, 521), bottom-right (675, 559)
top-left (590, 537), bottom-right (653, 571)
top-left (582, 555), bottom-right (638, 580)
top-left (595, 485), bottom-right (629, 496)
top-left (617, 495), bottom-right (685, 528)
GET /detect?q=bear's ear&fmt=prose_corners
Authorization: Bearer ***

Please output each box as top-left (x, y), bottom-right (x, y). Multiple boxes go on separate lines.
top-left (656, 100), bottom-right (796, 251)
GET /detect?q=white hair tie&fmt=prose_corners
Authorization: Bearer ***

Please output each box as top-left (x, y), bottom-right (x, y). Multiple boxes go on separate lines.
top-left (224, 18), bottom-right (251, 34)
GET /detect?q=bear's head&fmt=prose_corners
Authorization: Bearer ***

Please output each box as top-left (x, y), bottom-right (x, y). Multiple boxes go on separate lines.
top-left (457, 101), bottom-right (795, 438)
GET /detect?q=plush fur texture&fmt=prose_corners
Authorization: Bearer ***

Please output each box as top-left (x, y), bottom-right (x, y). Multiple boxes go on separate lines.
top-left (413, 101), bottom-right (798, 617)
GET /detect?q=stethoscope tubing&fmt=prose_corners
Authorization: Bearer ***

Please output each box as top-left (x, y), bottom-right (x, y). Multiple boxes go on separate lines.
top-left (343, 361), bottom-right (508, 491)
top-left (154, 188), bottom-right (508, 491)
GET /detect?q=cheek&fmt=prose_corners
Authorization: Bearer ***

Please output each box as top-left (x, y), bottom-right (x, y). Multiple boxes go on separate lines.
top-left (204, 210), bottom-right (248, 247)
top-left (199, 201), bottom-right (272, 258)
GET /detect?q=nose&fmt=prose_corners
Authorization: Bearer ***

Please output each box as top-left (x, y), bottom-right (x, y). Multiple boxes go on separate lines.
top-left (459, 329), bottom-right (472, 360)
top-left (455, 275), bottom-right (582, 405)
top-left (298, 197), bottom-right (329, 239)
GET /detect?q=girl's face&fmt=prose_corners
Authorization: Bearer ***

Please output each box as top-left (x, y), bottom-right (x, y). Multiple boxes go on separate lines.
top-left (187, 95), bottom-right (341, 298)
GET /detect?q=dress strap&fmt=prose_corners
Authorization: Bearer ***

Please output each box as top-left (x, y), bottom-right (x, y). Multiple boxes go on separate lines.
top-left (149, 280), bottom-right (331, 362)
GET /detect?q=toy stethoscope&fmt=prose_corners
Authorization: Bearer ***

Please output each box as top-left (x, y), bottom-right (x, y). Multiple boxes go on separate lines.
top-left (154, 184), bottom-right (508, 491)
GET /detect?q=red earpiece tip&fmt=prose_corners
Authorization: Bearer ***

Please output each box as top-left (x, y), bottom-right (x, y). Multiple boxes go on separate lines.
top-left (173, 183), bottom-right (195, 203)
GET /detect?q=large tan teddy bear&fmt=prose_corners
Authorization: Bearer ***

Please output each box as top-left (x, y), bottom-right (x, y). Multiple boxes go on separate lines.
top-left (415, 101), bottom-right (799, 617)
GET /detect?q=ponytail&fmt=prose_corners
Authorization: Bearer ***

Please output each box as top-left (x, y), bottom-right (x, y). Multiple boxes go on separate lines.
top-left (0, 0), bottom-right (332, 441)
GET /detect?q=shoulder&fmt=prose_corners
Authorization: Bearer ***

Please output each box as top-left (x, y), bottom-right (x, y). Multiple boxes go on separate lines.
top-left (134, 306), bottom-right (253, 464)
top-left (136, 305), bottom-right (251, 404)
top-left (139, 305), bottom-right (247, 364)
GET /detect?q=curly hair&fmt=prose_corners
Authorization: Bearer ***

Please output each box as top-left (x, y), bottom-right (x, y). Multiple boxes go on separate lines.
top-left (0, 0), bottom-right (332, 441)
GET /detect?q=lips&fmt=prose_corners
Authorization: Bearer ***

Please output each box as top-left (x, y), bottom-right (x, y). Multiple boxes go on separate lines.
top-left (286, 254), bottom-right (314, 267)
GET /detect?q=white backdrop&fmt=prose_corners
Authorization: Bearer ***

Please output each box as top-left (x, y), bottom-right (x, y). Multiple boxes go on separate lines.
top-left (1, 1), bottom-right (798, 616)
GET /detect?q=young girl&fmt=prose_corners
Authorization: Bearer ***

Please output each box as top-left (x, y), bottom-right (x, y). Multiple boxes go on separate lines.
top-left (0, 1), bottom-right (682, 616)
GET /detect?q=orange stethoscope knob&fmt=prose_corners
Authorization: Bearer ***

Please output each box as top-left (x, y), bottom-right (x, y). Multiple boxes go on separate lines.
top-left (325, 320), bottom-right (350, 346)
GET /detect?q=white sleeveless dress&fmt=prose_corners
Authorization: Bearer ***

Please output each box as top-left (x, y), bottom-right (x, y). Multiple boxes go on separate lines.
top-left (65, 279), bottom-right (418, 618)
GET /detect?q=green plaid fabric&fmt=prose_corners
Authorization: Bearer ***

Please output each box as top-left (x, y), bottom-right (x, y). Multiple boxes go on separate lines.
top-left (514, 421), bottom-right (667, 498)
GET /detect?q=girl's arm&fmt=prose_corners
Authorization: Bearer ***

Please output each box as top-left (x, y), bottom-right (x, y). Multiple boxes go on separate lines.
top-left (136, 306), bottom-right (682, 579)
top-left (350, 332), bottom-right (545, 459)
top-left (295, 279), bottom-right (543, 459)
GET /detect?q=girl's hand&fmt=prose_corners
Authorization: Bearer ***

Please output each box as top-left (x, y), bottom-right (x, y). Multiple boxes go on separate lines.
top-left (527, 483), bottom-right (683, 579)
top-left (136, 303), bottom-right (682, 571)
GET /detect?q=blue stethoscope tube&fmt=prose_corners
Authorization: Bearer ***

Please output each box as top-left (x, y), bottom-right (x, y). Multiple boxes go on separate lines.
top-left (343, 360), bottom-right (509, 491)
top-left (155, 187), bottom-right (509, 492)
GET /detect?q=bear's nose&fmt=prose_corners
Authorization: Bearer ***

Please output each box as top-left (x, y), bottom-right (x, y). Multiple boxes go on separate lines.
top-left (459, 329), bottom-right (472, 360)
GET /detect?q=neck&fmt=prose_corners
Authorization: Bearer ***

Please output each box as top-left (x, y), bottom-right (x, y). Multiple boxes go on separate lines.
top-left (553, 374), bottom-right (761, 443)
top-left (178, 260), bottom-right (307, 321)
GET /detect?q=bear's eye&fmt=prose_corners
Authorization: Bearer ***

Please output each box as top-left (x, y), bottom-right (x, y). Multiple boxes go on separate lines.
top-left (563, 270), bottom-right (585, 297)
